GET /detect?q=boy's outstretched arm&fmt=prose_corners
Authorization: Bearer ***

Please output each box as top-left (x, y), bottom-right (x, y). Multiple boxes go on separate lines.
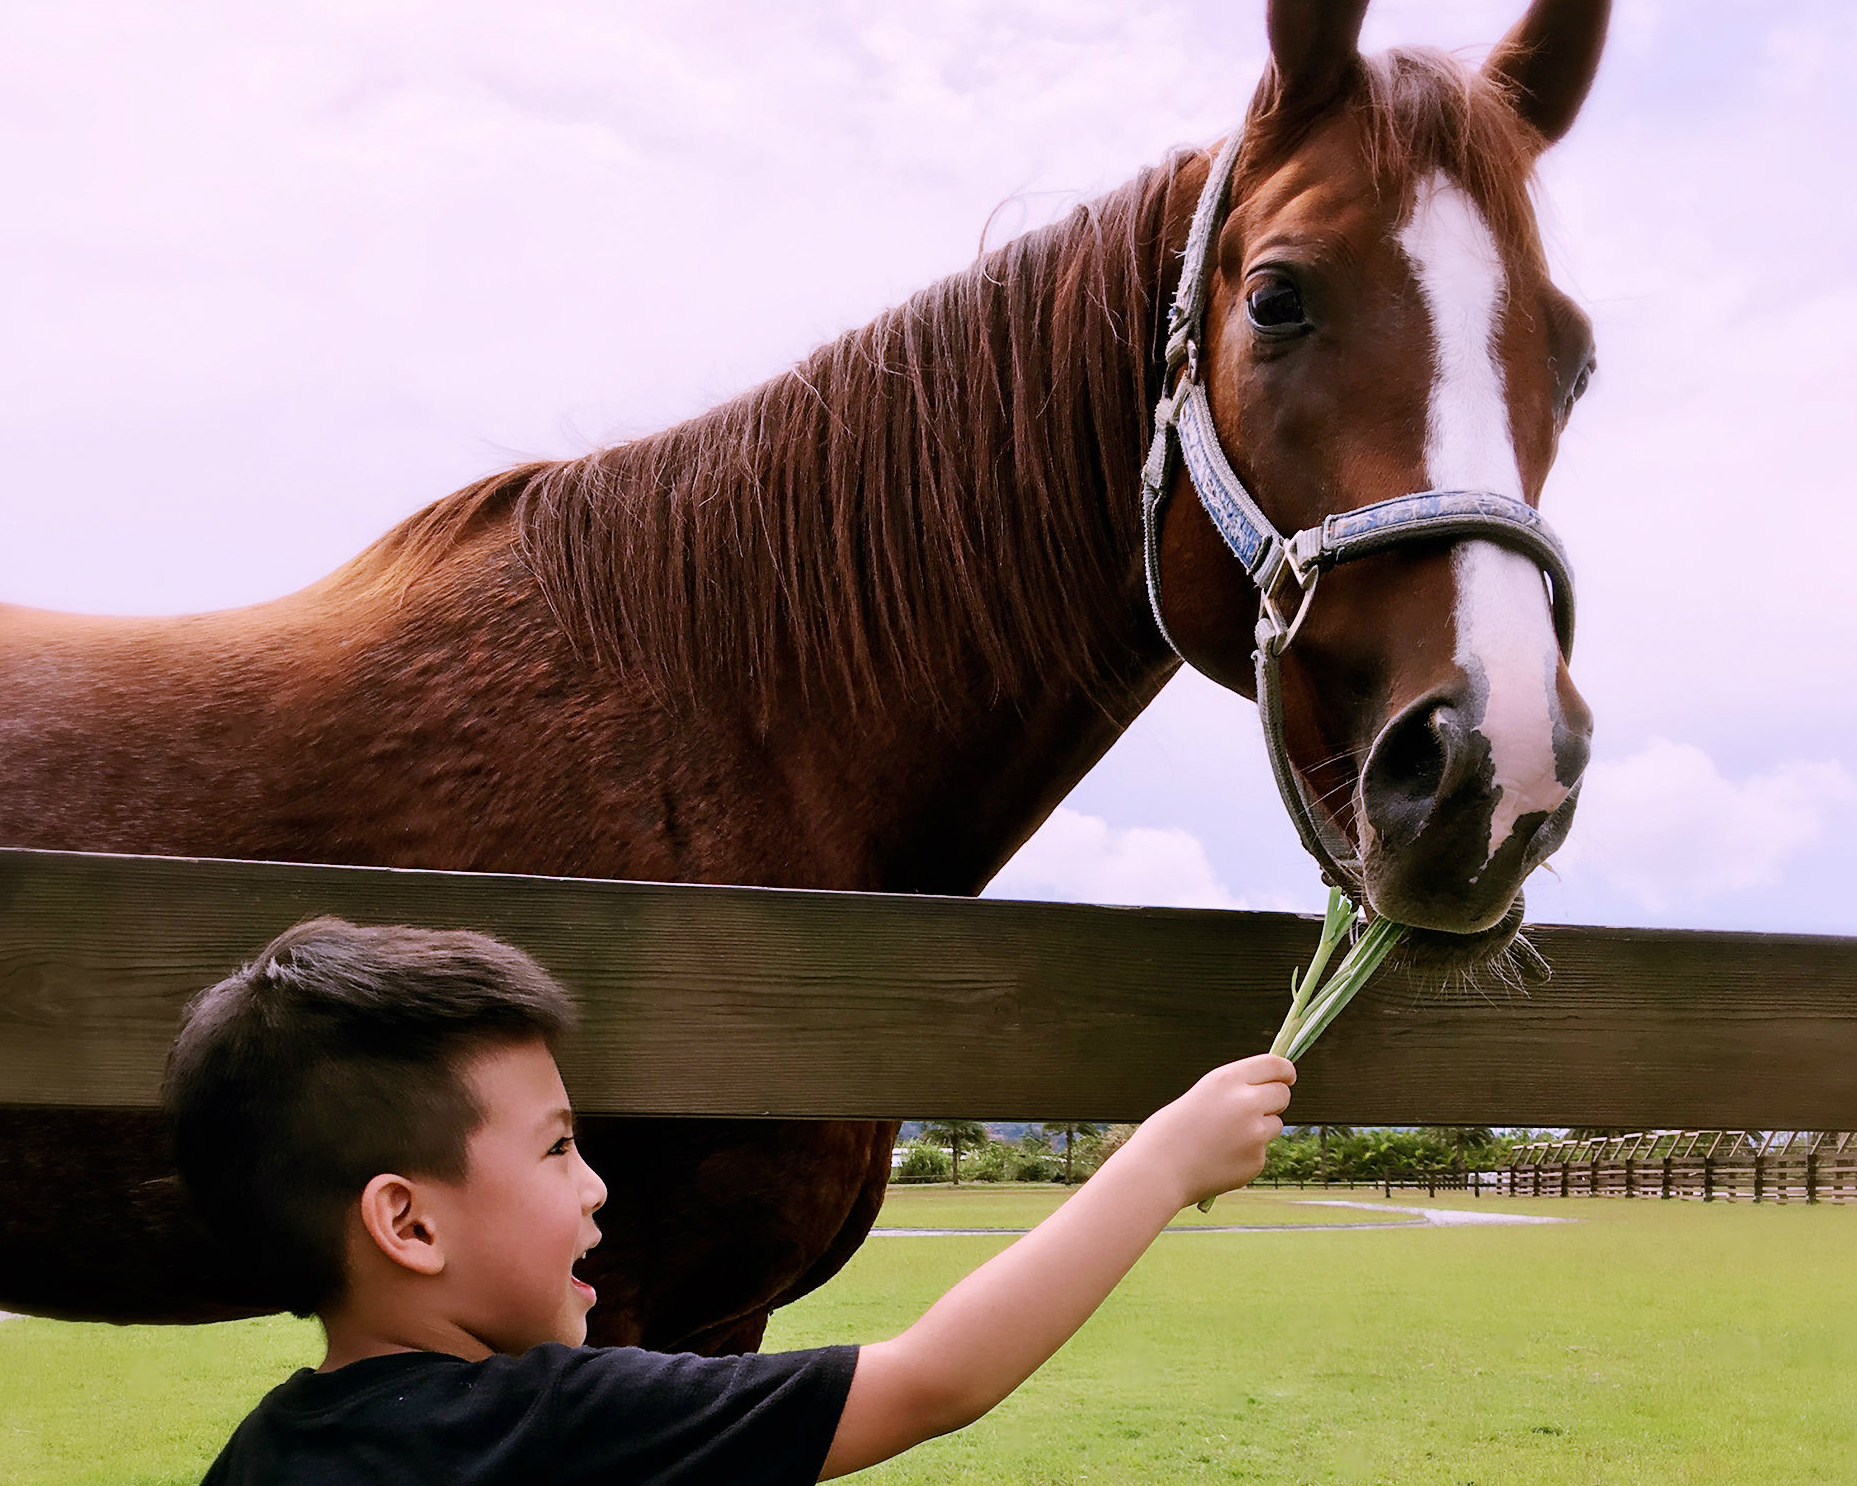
top-left (819, 1053), bottom-right (1294, 1480)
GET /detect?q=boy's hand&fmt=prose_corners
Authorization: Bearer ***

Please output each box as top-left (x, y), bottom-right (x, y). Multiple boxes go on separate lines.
top-left (1124, 1054), bottom-right (1296, 1210)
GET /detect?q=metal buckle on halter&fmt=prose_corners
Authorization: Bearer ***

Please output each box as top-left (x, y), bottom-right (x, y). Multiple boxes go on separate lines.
top-left (1254, 536), bottom-right (1321, 658)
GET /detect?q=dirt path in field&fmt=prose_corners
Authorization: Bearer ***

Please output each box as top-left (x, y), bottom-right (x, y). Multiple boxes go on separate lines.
top-left (872, 1220), bottom-right (1430, 1235)
top-left (870, 1201), bottom-right (1575, 1237)
top-left (1296, 1200), bottom-right (1573, 1226)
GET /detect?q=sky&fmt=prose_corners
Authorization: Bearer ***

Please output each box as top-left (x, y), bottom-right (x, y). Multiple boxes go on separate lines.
top-left (2, 1), bottom-right (1852, 937)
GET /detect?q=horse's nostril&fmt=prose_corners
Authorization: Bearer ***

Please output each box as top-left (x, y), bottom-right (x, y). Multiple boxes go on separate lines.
top-left (1519, 779), bottom-right (1583, 872)
top-left (1361, 699), bottom-right (1459, 850)
top-left (1553, 711), bottom-right (1593, 791)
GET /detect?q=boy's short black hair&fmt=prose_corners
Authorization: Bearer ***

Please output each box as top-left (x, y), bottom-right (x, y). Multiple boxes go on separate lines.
top-left (164, 916), bottom-right (578, 1317)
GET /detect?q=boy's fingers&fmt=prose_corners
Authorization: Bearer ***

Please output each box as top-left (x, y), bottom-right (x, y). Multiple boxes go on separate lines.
top-left (1233, 1054), bottom-right (1296, 1086)
top-left (1256, 1081), bottom-right (1294, 1116)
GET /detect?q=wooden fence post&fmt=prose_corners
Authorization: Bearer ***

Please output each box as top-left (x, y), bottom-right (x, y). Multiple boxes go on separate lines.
top-left (1662, 1157), bottom-right (1672, 1200)
top-left (1754, 1153), bottom-right (1764, 1204)
top-left (1560, 1161), bottom-right (1569, 1198)
top-left (1703, 1156), bottom-right (1715, 1202)
top-left (1807, 1150), bottom-right (1819, 1205)
top-left (1624, 1157), bottom-right (1635, 1198)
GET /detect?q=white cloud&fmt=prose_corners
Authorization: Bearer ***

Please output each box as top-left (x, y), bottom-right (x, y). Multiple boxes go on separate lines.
top-left (1549, 740), bottom-right (1857, 911)
top-left (984, 807), bottom-right (1257, 911)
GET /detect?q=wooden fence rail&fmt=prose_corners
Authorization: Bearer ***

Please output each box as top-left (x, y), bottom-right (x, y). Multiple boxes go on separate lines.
top-left (3, 846), bottom-right (1857, 1125)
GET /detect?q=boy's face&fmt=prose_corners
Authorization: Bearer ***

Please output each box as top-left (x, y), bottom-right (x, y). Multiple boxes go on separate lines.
top-left (427, 1038), bottom-right (607, 1354)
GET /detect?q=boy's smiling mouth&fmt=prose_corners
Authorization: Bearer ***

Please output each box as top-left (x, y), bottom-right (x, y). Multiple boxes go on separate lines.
top-left (571, 1244), bottom-right (597, 1304)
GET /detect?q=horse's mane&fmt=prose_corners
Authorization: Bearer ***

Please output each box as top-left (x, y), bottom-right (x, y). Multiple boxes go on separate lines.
top-left (505, 153), bottom-right (1201, 721)
top-left (370, 47), bottom-right (1540, 719)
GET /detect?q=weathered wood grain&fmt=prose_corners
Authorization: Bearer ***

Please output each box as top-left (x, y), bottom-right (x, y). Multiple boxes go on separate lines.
top-left (2, 846), bottom-right (1854, 1126)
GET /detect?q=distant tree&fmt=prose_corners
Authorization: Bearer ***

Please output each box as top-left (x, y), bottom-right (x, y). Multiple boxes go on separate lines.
top-left (1442, 1126), bottom-right (1496, 1174)
top-left (891, 1143), bottom-right (951, 1182)
top-left (1315, 1125), bottom-right (1356, 1184)
top-left (1012, 1128), bottom-right (1054, 1181)
top-left (1338, 1127), bottom-right (1454, 1181)
top-left (1049, 1121), bottom-right (1104, 1184)
top-left (921, 1119), bottom-right (990, 1185)
top-left (1260, 1127), bottom-right (1318, 1182)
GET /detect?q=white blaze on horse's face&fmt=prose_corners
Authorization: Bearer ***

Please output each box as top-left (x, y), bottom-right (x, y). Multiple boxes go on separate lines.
top-left (1399, 171), bottom-right (1569, 867)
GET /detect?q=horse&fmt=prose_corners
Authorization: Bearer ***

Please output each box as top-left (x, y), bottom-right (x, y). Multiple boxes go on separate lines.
top-left (0, 0), bottom-right (1608, 1354)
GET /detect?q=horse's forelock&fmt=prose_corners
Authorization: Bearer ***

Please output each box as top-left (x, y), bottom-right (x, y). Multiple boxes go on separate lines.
top-left (1239, 45), bottom-right (1545, 267)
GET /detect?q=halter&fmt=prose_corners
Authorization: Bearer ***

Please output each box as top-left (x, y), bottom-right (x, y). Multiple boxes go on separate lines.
top-left (1140, 129), bottom-right (1578, 893)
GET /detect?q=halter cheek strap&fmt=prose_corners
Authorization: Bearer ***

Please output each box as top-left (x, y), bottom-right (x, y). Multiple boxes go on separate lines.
top-left (1140, 128), bottom-right (1578, 892)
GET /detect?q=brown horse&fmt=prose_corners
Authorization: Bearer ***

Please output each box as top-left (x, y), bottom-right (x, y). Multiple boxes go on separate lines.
top-left (0, 0), bottom-right (1607, 1352)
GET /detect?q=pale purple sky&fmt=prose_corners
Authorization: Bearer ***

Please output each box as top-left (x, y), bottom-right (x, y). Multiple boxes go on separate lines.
top-left (3, 1), bottom-right (1852, 934)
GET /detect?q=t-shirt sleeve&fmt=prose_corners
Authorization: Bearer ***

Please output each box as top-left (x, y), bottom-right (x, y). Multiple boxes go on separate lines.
top-left (535, 1341), bottom-right (859, 1485)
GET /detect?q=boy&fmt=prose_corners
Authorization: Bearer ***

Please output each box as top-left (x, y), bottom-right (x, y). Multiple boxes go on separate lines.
top-left (167, 916), bottom-right (1294, 1482)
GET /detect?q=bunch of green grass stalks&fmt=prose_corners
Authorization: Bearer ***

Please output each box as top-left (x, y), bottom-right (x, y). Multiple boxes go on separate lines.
top-left (1272, 887), bottom-right (1405, 1063)
top-left (1198, 887), bottom-right (1404, 1212)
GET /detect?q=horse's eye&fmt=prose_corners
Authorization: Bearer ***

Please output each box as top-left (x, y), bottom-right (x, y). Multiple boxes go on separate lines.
top-left (1560, 355), bottom-right (1596, 420)
top-left (1245, 276), bottom-right (1306, 334)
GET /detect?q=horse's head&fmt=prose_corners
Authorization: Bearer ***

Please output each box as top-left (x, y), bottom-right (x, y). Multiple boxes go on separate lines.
top-left (1153, 0), bottom-right (1607, 962)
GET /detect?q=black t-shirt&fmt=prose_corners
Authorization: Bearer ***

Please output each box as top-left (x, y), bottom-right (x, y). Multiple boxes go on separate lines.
top-left (200, 1341), bottom-right (859, 1484)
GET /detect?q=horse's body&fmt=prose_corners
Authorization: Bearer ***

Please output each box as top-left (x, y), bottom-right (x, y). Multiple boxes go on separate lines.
top-left (0, 173), bottom-right (1188, 1349)
top-left (0, 0), bottom-right (1609, 1351)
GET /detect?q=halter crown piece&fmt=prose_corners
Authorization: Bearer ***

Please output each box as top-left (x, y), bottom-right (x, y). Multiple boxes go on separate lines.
top-left (1139, 128), bottom-right (1578, 894)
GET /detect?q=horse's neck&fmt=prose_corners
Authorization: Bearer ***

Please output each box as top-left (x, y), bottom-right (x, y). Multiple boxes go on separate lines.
top-left (886, 645), bottom-right (1182, 895)
top-left (661, 174), bottom-right (1204, 894)
top-left (313, 159), bottom-right (1201, 893)
top-left (761, 592), bottom-right (1178, 897)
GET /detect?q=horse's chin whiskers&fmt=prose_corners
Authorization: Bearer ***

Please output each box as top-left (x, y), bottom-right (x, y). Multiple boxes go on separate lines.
top-left (1302, 744), bottom-right (1366, 776)
top-left (1404, 924), bottom-right (1544, 1002)
top-left (1305, 763), bottom-right (1366, 822)
top-left (1308, 770), bottom-right (1360, 807)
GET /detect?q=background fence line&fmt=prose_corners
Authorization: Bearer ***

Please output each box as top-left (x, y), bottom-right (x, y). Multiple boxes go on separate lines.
top-left (1500, 1130), bottom-right (1857, 1204)
top-left (1255, 1131), bottom-right (1857, 1204)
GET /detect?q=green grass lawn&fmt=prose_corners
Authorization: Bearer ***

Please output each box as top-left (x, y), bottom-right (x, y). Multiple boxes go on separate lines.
top-left (4, 1189), bottom-right (1853, 1484)
top-left (876, 1183), bottom-right (1398, 1228)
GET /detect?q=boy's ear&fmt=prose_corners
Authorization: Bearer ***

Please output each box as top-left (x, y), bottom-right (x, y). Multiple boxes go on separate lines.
top-left (357, 1173), bottom-right (447, 1277)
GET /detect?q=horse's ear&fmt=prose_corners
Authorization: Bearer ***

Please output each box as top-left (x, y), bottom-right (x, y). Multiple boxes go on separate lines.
top-left (1483, 0), bottom-right (1611, 146)
top-left (1263, 0), bottom-right (1370, 116)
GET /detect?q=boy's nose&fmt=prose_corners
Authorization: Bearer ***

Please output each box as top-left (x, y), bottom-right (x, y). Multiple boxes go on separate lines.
top-left (579, 1153), bottom-right (608, 1215)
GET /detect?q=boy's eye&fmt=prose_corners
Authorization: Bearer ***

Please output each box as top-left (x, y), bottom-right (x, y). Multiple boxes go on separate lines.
top-left (548, 1135), bottom-right (575, 1157)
